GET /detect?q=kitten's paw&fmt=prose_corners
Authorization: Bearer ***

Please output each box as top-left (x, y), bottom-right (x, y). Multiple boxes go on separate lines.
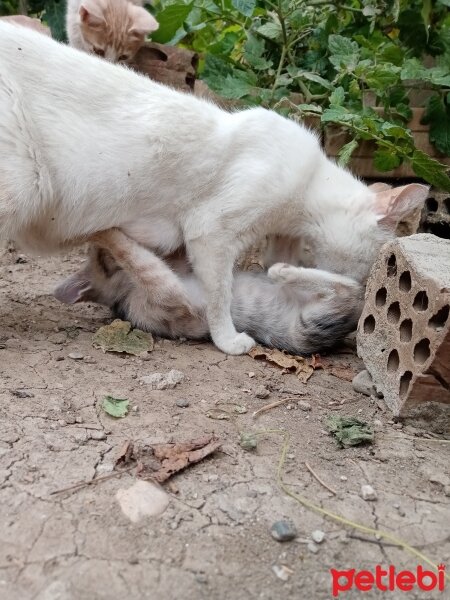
top-left (268, 263), bottom-right (302, 283)
top-left (215, 332), bottom-right (256, 355)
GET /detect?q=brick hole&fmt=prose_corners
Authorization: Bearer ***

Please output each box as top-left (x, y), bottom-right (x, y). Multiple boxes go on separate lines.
top-left (423, 221), bottom-right (450, 240)
top-left (399, 371), bottom-right (413, 399)
top-left (444, 198), bottom-right (450, 214)
top-left (387, 254), bottom-right (397, 277)
top-left (387, 349), bottom-right (399, 372)
top-left (426, 197), bottom-right (438, 212)
top-left (376, 287), bottom-right (387, 307)
top-left (363, 314), bottom-right (376, 333)
top-left (428, 305), bottom-right (449, 331)
top-left (413, 291), bottom-right (429, 312)
top-left (387, 301), bottom-right (401, 323)
top-left (399, 319), bottom-right (412, 342)
top-left (413, 338), bottom-right (430, 365)
top-left (399, 271), bottom-right (411, 292)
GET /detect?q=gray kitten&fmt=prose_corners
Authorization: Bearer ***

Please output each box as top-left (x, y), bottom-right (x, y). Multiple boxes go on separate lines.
top-left (54, 230), bottom-right (363, 355)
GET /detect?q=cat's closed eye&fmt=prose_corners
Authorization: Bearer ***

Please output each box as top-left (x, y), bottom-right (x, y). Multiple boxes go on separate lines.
top-left (118, 54), bottom-right (129, 62)
top-left (93, 47), bottom-right (105, 57)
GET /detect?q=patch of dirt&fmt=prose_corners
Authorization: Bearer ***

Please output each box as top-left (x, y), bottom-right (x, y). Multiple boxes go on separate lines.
top-left (1, 247), bottom-right (449, 600)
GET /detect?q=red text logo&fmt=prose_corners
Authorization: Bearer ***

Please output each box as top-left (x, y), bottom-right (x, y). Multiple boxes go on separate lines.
top-left (330, 564), bottom-right (446, 596)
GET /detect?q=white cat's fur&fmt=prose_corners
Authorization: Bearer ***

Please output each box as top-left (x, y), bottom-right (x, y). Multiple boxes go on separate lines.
top-left (0, 23), bottom-right (429, 354)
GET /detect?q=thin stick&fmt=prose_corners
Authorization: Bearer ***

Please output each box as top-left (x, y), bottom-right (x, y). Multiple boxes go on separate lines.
top-left (253, 397), bottom-right (297, 418)
top-left (305, 461), bottom-right (337, 496)
top-left (50, 466), bottom-right (135, 496)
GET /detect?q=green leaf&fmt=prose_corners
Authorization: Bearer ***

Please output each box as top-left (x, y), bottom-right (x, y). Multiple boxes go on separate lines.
top-left (380, 122), bottom-right (412, 140)
top-left (328, 34), bottom-right (359, 71)
top-left (365, 65), bottom-right (401, 90)
top-left (232, 0), bottom-right (256, 17)
top-left (92, 320), bottom-right (154, 356)
top-left (329, 86), bottom-right (345, 106)
top-left (151, 2), bottom-right (193, 44)
top-left (338, 139), bottom-right (358, 167)
top-left (423, 96), bottom-right (450, 155)
top-left (373, 149), bottom-right (402, 171)
top-left (43, 0), bottom-right (66, 42)
top-left (411, 150), bottom-right (450, 191)
top-left (299, 71), bottom-right (333, 90)
top-left (213, 73), bottom-right (255, 99)
top-left (256, 22), bottom-right (282, 41)
top-left (102, 396), bottom-right (129, 418)
top-left (244, 33), bottom-right (272, 70)
top-left (321, 106), bottom-right (354, 124)
top-left (400, 58), bottom-right (425, 80)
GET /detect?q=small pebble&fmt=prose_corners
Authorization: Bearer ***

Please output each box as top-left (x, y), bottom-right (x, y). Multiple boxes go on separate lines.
top-left (176, 398), bottom-right (190, 408)
top-left (270, 520), bottom-right (297, 542)
top-left (83, 356), bottom-right (97, 364)
top-left (248, 372), bottom-right (255, 378)
top-left (272, 564), bottom-right (292, 582)
top-left (90, 430), bottom-right (107, 441)
top-left (255, 385), bottom-right (270, 399)
top-left (352, 369), bottom-right (376, 397)
top-left (298, 400), bottom-right (311, 411)
top-left (311, 530), bottom-right (325, 544)
top-left (12, 389), bottom-right (34, 398)
top-left (68, 352), bottom-right (84, 360)
top-left (307, 541), bottom-right (319, 554)
top-left (340, 475), bottom-right (348, 482)
top-left (361, 484), bottom-right (377, 501)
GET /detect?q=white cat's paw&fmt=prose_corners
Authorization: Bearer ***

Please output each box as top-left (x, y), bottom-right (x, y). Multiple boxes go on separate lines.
top-left (215, 332), bottom-right (256, 355)
top-left (268, 263), bottom-right (302, 283)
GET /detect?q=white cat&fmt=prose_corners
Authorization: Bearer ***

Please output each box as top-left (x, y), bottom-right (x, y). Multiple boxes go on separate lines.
top-left (66, 0), bottom-right (158, 63)
top-left (0, 23), bottom-right (428, 354)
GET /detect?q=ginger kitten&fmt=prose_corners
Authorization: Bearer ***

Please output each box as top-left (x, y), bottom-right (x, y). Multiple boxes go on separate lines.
top-left (66, 0), bottom-right (158, 63)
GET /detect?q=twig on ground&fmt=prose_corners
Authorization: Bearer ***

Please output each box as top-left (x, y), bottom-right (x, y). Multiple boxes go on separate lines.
top-left (50, 466), bottom-right (135, 496)
top-left (305, 461), bottom-right (337, 496)
top-left (253, 397), bottom-right (297, 418)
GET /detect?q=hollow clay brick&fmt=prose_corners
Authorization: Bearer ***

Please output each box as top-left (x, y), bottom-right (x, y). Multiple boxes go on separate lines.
top-left (357, 234), bottom-right (450, 415)
top-left (420, 190), bottom-right (450, 240)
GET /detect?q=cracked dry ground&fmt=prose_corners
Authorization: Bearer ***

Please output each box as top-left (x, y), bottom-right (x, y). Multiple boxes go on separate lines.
top-left (1, 248), bottom-right (449, 600)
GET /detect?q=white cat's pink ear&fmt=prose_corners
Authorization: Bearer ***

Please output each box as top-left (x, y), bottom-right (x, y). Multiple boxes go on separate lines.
top-left (128, 6), bottom-right (159, 38)
top-left (79, 0), bottom-right (106, 28)
top-left (374, 183), bottom-right (429, 229)
top-left (368, 182), bottom-right (392, 193)
top-left (54, 274), bottom-right (92, 304)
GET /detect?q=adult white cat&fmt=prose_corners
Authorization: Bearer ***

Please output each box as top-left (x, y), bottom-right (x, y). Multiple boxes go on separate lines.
top-left (0, 22), bottom-right (428, 354)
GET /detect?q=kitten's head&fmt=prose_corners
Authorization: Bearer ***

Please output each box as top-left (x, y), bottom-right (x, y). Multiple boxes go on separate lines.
top-left (300, 183), bottom-right (429, 283)
top-left (78, 0), bottom-right (159, 63)
top-left (54, 246), bottom-right (131, 317)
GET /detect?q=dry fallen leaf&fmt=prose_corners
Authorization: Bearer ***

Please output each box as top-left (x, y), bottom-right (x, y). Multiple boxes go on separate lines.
top-left (248, 346), bottom-right (314, 383)
top-left (93, 319), bottom-right (154, 356)
top-left (113, 436), bottom-right (221, 483)
top-left (312, 356), bottom-right (356, 382)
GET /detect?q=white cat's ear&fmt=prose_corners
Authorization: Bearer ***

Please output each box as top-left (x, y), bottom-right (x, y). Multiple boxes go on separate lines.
top-left (54, 274), bottom-right (92, 304)
top-left (79, 0), bottom-right (106, 29)
top-left (368, 182), bottom-right (392, 193)
top-left (128, 6), bottom-right (159, 38)
top-left (374, 183), bottom-right (429, 229)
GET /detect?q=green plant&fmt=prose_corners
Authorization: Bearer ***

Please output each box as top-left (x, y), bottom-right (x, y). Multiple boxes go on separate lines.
top-left (152, 0), bottom-right (450, 190)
